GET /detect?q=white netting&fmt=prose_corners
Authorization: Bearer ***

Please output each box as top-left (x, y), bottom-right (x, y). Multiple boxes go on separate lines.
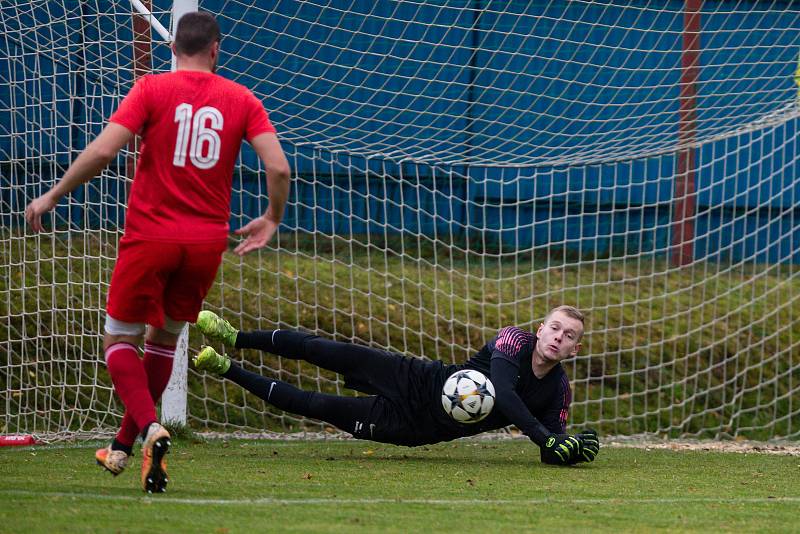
top-left (1, 0), bottom-right (799, 441)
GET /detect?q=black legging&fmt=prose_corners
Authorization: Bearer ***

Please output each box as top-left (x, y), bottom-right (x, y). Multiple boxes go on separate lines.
top-left (222, 329), bottom-right (395, 439)
top-left (235, 329), bottom-right (399, 384)
top-left (222, 363), bottom-right (378, 437)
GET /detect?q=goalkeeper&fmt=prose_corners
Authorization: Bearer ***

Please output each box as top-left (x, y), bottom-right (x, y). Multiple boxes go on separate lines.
top-left (194, 305), bottom-right (599, 465)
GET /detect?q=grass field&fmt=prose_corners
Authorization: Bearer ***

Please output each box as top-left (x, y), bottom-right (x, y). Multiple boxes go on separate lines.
top-left (2, 438), bottom-right (799, 533)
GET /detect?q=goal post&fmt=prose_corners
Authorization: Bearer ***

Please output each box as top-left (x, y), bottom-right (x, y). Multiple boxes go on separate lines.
top-left (154, 0), bottom-right (198, 431)
top-left (1, 0), bottom-right (799, 442)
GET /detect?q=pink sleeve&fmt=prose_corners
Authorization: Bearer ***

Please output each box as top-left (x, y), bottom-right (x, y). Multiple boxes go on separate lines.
top-left (109, 76), bottom-right (150, 134)
top-left (558, 374), bottom-right (572, 432)
top-left (244, 90), bottom-right (276, 141)
top-left (494, 326), bottom-right (534, 364)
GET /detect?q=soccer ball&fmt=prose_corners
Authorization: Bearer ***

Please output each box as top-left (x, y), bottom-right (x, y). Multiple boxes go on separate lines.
top-left (441, 369), bottom-right (496, 423)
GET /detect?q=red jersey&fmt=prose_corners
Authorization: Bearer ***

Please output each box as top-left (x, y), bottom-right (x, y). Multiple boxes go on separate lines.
top-left (109, 70), bottom-right (276, 243)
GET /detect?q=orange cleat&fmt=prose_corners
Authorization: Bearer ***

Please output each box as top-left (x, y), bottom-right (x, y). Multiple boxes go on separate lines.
top-left (95, 445), bottom-right (128, 476)
top-left (140, 423), bottom-right (171, 493)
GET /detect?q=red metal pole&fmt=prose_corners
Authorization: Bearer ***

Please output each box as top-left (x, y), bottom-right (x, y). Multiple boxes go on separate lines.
top-left (672, 0), bottom-right (701, 267)
top-left (127, 2), bottom-right (152, 190)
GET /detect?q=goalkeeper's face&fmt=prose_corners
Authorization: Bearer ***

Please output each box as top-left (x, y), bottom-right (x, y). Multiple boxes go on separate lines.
top-left (535, 311), bottom-right (583, 363)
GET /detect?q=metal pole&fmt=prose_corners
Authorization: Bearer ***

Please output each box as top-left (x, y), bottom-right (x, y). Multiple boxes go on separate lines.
top-left (671, 0), bottom-right (701, 267)
top-left (161, 0), bottom-right (198, 428)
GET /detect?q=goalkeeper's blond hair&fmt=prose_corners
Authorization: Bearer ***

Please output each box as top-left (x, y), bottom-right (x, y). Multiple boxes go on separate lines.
top-left (544, 305), bottom-right (585, 340)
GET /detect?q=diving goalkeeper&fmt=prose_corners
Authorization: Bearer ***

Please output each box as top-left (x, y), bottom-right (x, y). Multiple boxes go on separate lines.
top-left (194, 305), bottom-right (599, 465)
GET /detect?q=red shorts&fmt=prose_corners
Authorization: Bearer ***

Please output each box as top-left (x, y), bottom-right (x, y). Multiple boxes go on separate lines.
top-left (106, 237), bottom-right (227, 327)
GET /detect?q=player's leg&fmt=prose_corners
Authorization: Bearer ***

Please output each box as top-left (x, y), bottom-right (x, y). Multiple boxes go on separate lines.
top-left (136, 323), bottom-right (183, 493)
top-left (142, 322), bottom-right (182, 410)
top-left (196, 312), bottom-right (400, 381)
top-left (133, 239), bottom-right (225, 492)
top-left (98, 238), bottom-right (163, 475)
top-left (100, 238), bottom-right (181, 490)
top-left (96, 320), bottom-right (146, 476)
top-left (194, 347), bottom-right (380, 439)
top-left (100, 319), bottom-right (174, 478)
top-left (248, 331), bottom-right (414, 398)
top-left (113, 324), bottom-right (180, 455)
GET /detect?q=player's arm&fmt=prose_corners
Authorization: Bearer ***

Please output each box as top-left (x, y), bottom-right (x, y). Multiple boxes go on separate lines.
top-left (489, 357), bottom-right (552, 445)
top-left (491, 360), bottom-right (580, 465)
top-left (490, 356), bottom-right (582, 466)
top-left (489, 327), bottom-right (559, 447)
top-left (25, 123), bottom-right (134, 232)
top-left (233, 132), bottom-right (291, 256)
top-left (540, 401), bottom-right (599, 464)
top-left (489, 329), bottom-right (582, 466)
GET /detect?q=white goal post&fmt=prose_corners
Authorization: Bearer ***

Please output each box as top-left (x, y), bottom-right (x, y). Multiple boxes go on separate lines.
top-left (1, 0), bottom-right (799, 442)
top-left (144, 0), bottom-right (197, 429)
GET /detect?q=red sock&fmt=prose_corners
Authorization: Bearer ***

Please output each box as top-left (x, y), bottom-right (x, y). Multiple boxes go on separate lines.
top-left (115, 342), bottom-right (176, 446)
top-left (105, 343), bottom-right (156, 436)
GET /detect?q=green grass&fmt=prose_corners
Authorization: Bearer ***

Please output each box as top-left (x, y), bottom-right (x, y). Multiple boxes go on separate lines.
top-left (2, 439), bottom-right (798, 533)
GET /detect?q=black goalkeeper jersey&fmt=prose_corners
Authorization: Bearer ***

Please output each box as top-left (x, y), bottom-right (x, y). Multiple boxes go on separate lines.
top-left (406, 326), bottom-right (572, 445)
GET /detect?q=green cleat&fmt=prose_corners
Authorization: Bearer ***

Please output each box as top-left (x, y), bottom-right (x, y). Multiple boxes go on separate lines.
top-left (195, 310), bottom-right (239, 347)
top-left (194, 345), bottom-right (231, 375)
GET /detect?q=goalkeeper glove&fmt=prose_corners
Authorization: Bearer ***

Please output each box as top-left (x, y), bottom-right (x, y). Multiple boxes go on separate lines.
top-left (570, 428), bottom-right (600, 464)
top-left (540, 434), bottom-right (582, 465)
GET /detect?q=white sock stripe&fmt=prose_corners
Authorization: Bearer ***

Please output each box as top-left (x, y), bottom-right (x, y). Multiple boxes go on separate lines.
top-left (144, 344), bottom-right (176, 358)
top-left (145, 350), bottom-right (175, 358)
top-left (104, 343), bottom-right (138, 363)
top-left (144, 344), bottom-right (175, 353)
top-left (144, 344), bottom-right (174, 350)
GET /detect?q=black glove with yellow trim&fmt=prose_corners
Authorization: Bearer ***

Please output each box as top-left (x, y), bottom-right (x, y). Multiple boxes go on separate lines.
top-left (570, 428), bottom-right (600, 464)
top-left (540, 434), bottom-right (582, 465)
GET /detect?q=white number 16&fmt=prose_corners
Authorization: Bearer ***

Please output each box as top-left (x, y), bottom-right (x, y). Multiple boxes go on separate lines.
top-left (173, 103), bottom-right (223, 169)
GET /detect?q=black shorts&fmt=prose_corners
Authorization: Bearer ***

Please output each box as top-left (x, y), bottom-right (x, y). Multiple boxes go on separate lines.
top-left (296, 335), bottom-right (486, 446)
top-left (343, 351), bottom-right (486, 446)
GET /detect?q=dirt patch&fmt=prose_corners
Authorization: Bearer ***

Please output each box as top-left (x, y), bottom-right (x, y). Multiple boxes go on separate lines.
top-left (198, 431), bottom-right (800, 456)
top-left (607, 437), bottom-right (800, 456)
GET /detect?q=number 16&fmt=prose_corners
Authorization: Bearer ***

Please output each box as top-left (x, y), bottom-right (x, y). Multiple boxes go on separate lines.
top-left (173, 103), bottom-right (223, 169)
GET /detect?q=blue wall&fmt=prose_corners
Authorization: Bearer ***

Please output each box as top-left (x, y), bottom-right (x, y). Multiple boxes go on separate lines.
top-left (2, 1), bottom-right (799, 263)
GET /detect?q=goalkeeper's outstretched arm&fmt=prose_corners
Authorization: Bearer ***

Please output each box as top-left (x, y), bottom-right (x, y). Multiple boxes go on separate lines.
top-left (490, 357), bottom-right (598, 465)
top-left (490, 356), bottom-right (553, 446)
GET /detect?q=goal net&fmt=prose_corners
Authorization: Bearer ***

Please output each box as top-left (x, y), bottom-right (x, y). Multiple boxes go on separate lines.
top-left (2, 0), bottom-right (799, 442)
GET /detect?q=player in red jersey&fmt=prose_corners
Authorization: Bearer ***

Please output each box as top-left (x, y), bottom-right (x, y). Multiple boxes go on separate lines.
top-left (24, 12), bottom-right (290, 493)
